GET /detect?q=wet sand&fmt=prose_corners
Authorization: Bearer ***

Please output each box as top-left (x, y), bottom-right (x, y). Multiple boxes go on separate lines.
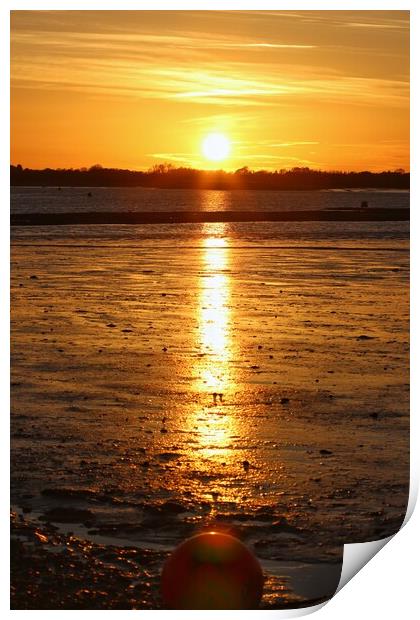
top-left (11, 223), bottom-right (409, 608)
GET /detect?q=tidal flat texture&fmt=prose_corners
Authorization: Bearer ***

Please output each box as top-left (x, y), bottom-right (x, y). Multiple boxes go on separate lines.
top-left (11, 220), bottom-right (409, 609)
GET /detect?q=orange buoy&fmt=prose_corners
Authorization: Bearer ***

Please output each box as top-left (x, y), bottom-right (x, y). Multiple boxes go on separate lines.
top-left (161, 531), bottom-right (264, 609)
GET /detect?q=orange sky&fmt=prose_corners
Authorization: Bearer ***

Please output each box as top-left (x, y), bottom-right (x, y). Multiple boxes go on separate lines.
top-left (10, 10), bottom-right (410, 172)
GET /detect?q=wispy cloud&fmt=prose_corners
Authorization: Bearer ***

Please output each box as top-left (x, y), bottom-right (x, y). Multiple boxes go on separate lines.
top-left (149, 151), bottom-right (320, 170)
top-left (150, 153), bottom-right (194, 164)
top-left (11, 14), bottom-right (409, 109)
top-left (236, 10), bottom-right (409, 31)
top-left (346, 21), bottom-right (406, 29)
top-left (264, 141), bottom-right (320, 147)
top-left (12, 30), bottom-right (316, 54)
top-left (235, 153), bottom-right (319, 163)
top-left (226, 43), bottom-right (315, 49)
top-left (11, 59), bottom-right (409, 109)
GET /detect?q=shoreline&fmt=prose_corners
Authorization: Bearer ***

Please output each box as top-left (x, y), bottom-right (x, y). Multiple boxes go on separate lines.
top-left (11, 207), bottom-right (409, 226)
top-left (11, 510), bottom-right (339, 610)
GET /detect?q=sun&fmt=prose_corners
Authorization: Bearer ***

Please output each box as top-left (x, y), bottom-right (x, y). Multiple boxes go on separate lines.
top-left (202, 133), bottom-right (231, 162)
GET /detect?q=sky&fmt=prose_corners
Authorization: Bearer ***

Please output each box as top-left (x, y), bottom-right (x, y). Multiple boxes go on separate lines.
top-left (10, 10), bottom-right (410, 172)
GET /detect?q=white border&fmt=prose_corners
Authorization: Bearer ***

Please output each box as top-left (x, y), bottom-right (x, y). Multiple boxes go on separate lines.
top-left (3, 2), bottom-right (417, 618)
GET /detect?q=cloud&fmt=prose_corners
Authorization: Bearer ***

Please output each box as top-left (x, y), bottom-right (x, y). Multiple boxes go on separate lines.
top-left (236, 154), bottom-right (319, 164)
top-left (180, 112), bottom-right (258, 126)
top-left (11, 15), bottom-right (409, 109)
top-left (346, 22), bottom-right (406, 29)
top-left (236, 10), bottom-right (409, 31)
top-left (148, 150), bottom-right (321, 170)
top-left (149, 153), bottom-right (194, 164)
top-left (11, 44), bottom-right (409, 110)
top-left (226, 43), bottom-right (315, 49)
top-left (264, 141), bottom-right (320, 147)
top-left (11, 29), bottom-right (316, 55)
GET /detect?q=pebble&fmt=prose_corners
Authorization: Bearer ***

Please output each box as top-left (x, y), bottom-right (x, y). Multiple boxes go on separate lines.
top-left (34, 531), bottom-right (49, 544)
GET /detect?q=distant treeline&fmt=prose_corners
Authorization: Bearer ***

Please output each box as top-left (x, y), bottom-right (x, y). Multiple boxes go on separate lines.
top-left (10, 164), bottom-right (410, 190)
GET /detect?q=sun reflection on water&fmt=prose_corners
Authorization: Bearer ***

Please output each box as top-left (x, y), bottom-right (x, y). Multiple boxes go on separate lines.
top-left (197, 223), bottom-right (232, 393)
top-left (190, 221), bottom-right (238, 462)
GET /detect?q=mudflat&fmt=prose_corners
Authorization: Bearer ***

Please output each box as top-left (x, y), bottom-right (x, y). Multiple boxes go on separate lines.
top-left (11, 222), bottom-right (409, 608)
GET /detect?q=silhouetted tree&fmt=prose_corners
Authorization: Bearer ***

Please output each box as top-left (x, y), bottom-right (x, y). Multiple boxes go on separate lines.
top-left (10, 164), bottom-right (409, 190)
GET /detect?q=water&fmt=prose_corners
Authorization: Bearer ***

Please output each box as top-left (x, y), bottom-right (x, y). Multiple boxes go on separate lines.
top-left (10, 188), bottom-right (409, 608)
top-left (10, 187), bottom-right (410, 248)
top-left (11, 186), bottom-right (410, 215)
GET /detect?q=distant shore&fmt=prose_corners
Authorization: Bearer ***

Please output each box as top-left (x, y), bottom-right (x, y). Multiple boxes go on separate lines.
top-left (11, 207), bottom-right (409, 226)
top-left (10, 165), bottom-right (409, 191)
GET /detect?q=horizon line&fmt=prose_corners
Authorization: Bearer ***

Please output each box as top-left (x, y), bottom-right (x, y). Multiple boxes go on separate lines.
top-left (10, 164), bottom-right (409, 175)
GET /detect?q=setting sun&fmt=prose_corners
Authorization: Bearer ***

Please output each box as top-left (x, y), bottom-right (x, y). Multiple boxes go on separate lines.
top-left (202, 133), bottom-right (231, 162)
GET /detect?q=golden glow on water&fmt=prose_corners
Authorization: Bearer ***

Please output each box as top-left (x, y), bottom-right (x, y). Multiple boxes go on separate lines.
top-left (190, 221), bottom-right (238, 463)
top-left (193, 408), bottom-right (233, 461)
top-left (197, 224), bottom-right (232, 392)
